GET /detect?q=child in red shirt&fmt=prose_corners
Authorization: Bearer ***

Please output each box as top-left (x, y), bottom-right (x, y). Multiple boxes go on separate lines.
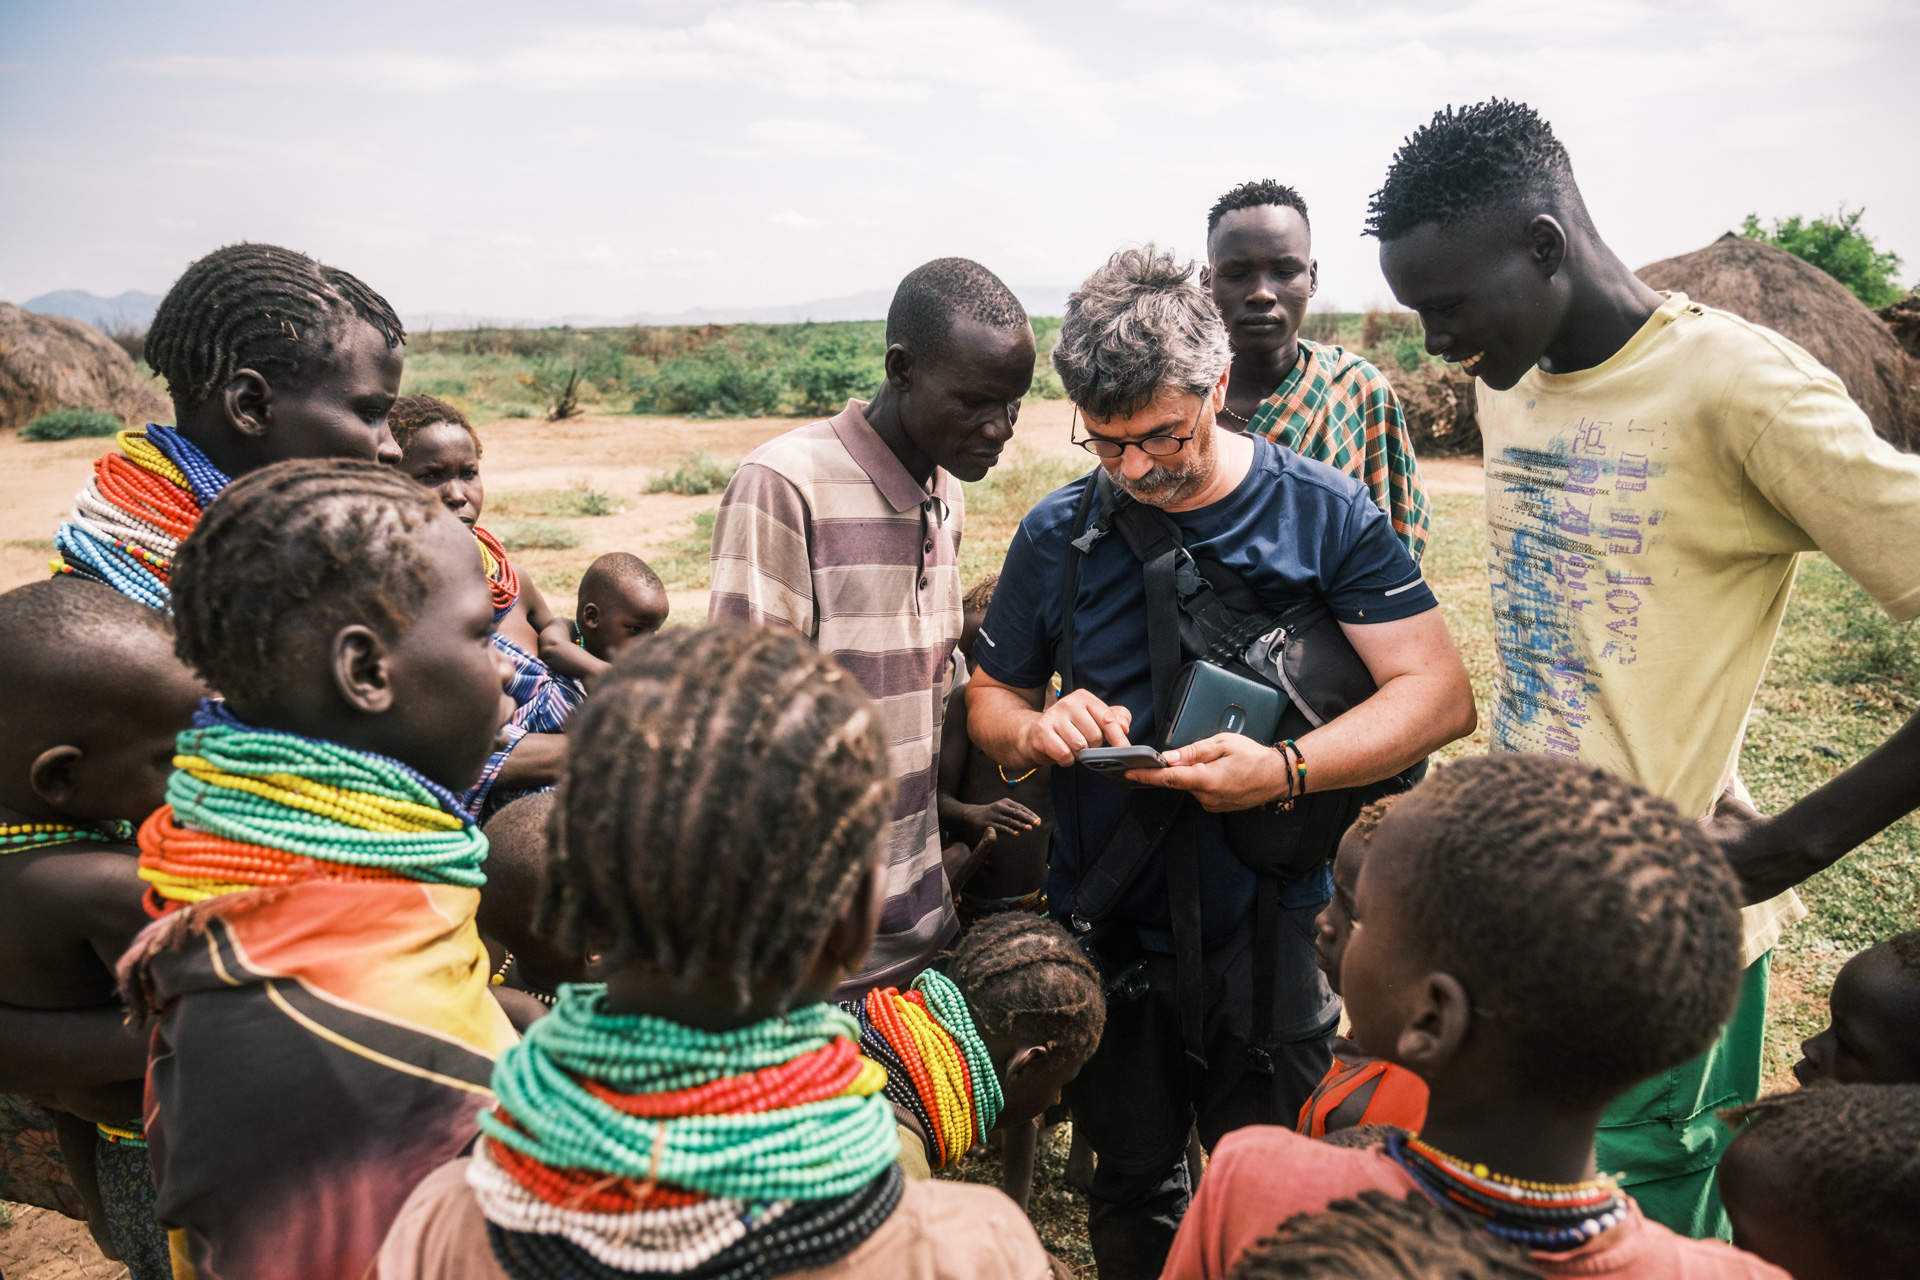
top-left (1163, 755), bottom-right (1788, 1280)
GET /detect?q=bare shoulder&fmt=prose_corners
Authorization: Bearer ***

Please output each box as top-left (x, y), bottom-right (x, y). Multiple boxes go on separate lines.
top-left (376, 1159), bottom-right (504, 1280)
top-left (0, 844), bottom-right (147, 939)
top-left (819, 1178), bottom-right (1051, 1280)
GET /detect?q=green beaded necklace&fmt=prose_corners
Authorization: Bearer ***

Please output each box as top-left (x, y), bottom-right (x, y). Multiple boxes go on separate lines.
top-left (912, 969), bottom-right (1005, 1135)
top-left (480, 985), bottom-right (900, 1202)
top-left (0, 820), bottom-right (134, 855)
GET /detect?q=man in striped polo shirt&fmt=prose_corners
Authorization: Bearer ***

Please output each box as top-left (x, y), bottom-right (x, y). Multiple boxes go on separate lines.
top-left (709, 258), bottom-right (1036, 995)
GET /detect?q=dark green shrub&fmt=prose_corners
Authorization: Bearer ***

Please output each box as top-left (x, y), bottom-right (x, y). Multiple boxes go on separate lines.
top-left (1743, 207), bottom-right (1908, 308)
top-left (790, 335), bottom-right (883, 415)
top-left (495, 520), bottom-right (580, 551)
top-left (20, 408), bottom-right (123, 441)
top-left (635, 345), bottom-right (786, 418)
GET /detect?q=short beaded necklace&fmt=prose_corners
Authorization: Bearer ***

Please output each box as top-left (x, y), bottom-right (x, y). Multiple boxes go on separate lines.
top-left (851, 970), bottom-right (1003, 1169)
top-left (1386, 1131), bottom-right (1627, 1250)
top-left (138, 701), bottom-right (488, 912)
top-left (473, 524), bottom-right (521, 619)
top-left (472, 986), bottom-right (903, 1280)
top-left (0, 820), bottom-right (134, 855)
top-left (52, 427), bottom-right (231, 610)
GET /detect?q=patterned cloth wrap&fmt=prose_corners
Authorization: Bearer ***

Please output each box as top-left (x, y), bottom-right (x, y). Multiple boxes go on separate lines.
top-left (51, 426), bottom-right (231, 609)
top-left (472, 987), bottom-right (905, 1280)
top-left (120, 702), bottom-right (516, 1280)
top-left (1246, 338), bottom-right (1432, 561)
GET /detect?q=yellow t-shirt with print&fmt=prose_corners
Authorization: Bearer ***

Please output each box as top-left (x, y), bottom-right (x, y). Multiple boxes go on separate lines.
top-left (1478, 292), bottom-right (1920, 958)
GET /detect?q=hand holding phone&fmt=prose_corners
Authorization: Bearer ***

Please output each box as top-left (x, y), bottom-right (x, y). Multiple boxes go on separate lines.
top-left (1077, 745), bottom-right (1167, 787)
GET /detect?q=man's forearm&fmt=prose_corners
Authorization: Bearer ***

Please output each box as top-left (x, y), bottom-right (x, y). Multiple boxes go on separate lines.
top-left (1295, 670), bottom-right (1475, 793)
top-left (966, 683), bottom-right (1045, 769)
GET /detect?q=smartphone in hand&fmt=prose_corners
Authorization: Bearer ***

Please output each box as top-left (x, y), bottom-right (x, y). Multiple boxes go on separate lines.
top-left (1077, 745), bottom-right (1167, 787)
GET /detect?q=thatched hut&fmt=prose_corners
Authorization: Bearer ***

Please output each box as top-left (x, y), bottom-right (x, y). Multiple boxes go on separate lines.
top-left (1390, 363), bottom-right (1481, 456)
top-left (1878, 294), bottom-right (1920, 364)
top-left (1638, 234), bottom-right (1920, 452)
top-left (0, 301), bottom-right (170, 432)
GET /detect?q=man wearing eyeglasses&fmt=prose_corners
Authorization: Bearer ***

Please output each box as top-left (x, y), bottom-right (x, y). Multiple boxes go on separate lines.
top-left (967, 247), bottom-right (1475, 1279)
top-left (710, 257), bottom-right (1035, 998)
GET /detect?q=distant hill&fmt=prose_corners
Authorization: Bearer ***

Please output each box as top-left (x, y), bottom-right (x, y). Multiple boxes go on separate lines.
top-left (22, 290), bottom-right (163, 332)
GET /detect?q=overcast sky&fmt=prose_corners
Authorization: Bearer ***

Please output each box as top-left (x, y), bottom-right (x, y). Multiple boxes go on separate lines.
top-left (3, 0), bottom-right (1915, 319)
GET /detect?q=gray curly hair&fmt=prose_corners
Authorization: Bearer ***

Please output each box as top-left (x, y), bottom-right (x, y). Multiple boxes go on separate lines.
top-left (1050, 245), bottom-right (1231, 420)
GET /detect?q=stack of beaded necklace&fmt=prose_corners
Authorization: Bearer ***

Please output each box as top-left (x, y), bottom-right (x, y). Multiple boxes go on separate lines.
top-left (472, 987), bottom-right (904, 1280)
top-left (51, 427), bottom-right (232, 610)
top-left (849, 970), bottom-right (1003, 1169)
top-left (1385, 1132), bottom-right (1628, 1250)
top-left (137, 701), bottom-right (488, 916)
top-left (473, 525), bottom-right (521, 620)
top-left (1, 820), bottom-right (134, 855)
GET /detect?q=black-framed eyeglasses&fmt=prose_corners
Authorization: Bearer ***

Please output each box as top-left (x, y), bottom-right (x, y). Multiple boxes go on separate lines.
top-left (1071, 400), bottom-right (1204, 459)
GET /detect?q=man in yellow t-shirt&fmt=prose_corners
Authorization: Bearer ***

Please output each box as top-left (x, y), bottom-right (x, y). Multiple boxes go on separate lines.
top-left (1369, 99), bottom-right (1920, 1240)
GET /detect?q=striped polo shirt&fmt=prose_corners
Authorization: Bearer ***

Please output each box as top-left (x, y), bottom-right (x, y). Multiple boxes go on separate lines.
top-left (709, 401), bottom-right (964, 994)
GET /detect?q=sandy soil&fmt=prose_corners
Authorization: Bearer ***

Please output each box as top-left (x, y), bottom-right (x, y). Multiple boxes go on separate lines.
top-left (0, 1206), bottom-right (126, 1280)
top-left (0, 403), bottom-right (1484, 621)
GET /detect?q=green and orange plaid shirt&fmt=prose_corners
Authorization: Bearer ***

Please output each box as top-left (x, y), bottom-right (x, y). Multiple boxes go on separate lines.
top-left (1246, 338), bottom-right (1431, 561)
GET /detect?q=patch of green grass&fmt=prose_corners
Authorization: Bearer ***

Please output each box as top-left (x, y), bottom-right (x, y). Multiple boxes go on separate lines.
top-left (490, 488), bottom-right (623, 519)
top-left (646, 450), bottom-right (738, 496)
top-left (535, 569), bottom-right (583, 598)
top-left (650, 509), bottom-right (719, 590)
top-left (957, 451), bottom-right (1091, 587)
top-left (20, 407), bottom-right (122, 440)
top-left (7, 538), bottom-right (55, 550)
top-left (493, 520), bottom-right (580, 552)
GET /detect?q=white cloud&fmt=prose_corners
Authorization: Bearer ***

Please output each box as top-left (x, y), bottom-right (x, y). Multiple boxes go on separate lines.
top-left (744, 118), bottom-right (869, 158)
top-left (768, 210), bottom-right (825, 229)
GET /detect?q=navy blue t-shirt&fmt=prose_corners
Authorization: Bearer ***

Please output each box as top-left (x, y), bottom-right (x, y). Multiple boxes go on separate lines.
top-left (976, 437), bottom-right (1437, 951)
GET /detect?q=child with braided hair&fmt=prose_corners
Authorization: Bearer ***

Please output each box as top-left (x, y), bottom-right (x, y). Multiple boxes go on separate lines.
top-left (848, 912), bottom-right (1104, 1189)
top-left (0, 579), bottom-right (205, 1279)
top-left (51, 242), bottom-right (407, 608)
top-left (1163, 755), bottom-right (1789, 1279)
top-left (378, 624), bottom-right (1055, 1280)
top-left (116, 458), bottom-right (522, 1280)
top-left (388, 394), bottom-right (579, 813)
top-left (1225, 1190), bottom-right (1543, 1280)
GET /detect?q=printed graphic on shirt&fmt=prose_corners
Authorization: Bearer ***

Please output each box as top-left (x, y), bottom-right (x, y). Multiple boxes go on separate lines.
top-left (1487, 414), bottom-right (1667, 763)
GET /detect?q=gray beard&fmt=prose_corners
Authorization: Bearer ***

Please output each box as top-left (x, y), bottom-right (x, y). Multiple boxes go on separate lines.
top-left (1115, 441), bottom-right (1216, 508)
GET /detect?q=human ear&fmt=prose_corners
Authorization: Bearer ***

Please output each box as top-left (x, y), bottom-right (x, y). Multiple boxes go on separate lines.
top-left (1526, 215), bottom-right (1569, 278)
top-left (1198, 263), bottom-right (1213, 287)
top-left (1308, 259), bottom-right (1319, 296)
top-left (1393, 972), bottom-right (1473, 1069)
top-left (819, 860), bottom-right (887, 973)
top-left (28, 745), bottom-right (85, 810)
top-left (1005, 1043), bottom-right (1048, 1084)
top-left (580, 602), bottom-right (600, 631)
top-left (330, 625), bottom-right (395, 715)
top-left (220, 369), bottom-right (274, 439)
top-left (882, 344), bottom-right (914, 393)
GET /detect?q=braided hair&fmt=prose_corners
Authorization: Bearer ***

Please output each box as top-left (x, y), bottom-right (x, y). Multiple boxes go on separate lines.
top-left (1228, 1190), bottom-right (1543, 1279)
top-left (1396, 755), bottom-right (1743, 1106)
top-left (388, 394), bottom-right (479, 458)
top-left (1722, 1085), bottom-right (1920, 1261)
top-left (1208, 180), bottom-right (1310, 235)
top-left (948, 914), bottom-right (1104, 1061)
top-left (146, 243), bottom-right (405, 408)
top-left (1364, 99), bottom-right (1585, 242)
top-left (538, 625), bottom-right (895, 1012)
top-left (169, 459), bottom-right (448, 707)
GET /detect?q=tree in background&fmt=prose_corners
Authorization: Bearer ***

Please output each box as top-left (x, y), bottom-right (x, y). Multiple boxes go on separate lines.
top-left (1742, 205), bottom-right (1909, 307)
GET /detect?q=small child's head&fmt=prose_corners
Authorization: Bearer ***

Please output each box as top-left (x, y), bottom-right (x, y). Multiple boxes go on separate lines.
top-left (1341, 755), bottom-right (1744, 1111)
top-left (1795, 930), bottom-right (1920, 1086)
top-left (1314, 793), bottom-right (1404, 995)
top-left (960, 575), bottom-right (998, 661)
top-left (1717, 1084), bottom-right (1920, 1280)
top-left (169, 458), bottom-right (510, 793)
top-left (947, 913), bottom-right (1105, 1129)
top-left (147, 243), bottom-right (406, 469)
top-left (390, 395), bottom-right (485, 527)
top-left (0, 580), bottom-right (206, 826)
top-left (1226, 1189), bottom-right (1543, 1280)
top-left (540, 626), bottom-right (894, 1017)
top-left (576, 553), bottom-right (669, 662)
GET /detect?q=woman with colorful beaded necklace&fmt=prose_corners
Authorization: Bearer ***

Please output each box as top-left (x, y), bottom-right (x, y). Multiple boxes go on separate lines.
top-left (388, 395), bottom-right (585, 817)
top-left (1163, 756), bottom-right (1789, 1280)
top-left (117, 460), bottom-right (523, 1280)
top-left (0, 580), bottom-right (205, 1280)
top-left (379, 626), bottom-right (1055, 1280)
top-left (50, 242), bottom-right (408, 610)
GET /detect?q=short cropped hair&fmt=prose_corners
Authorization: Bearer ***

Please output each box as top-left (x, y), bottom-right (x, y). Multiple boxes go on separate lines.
top-left (886, 258), bottom-right (1028, 363)
top-left (1208, 180), bottom-right (1310, 235)
top-left (579, 552), bottom-right (663, 603)
top-left (1365, 99), bottom-right (1584, 242)
top-left (1051, 246), bottom-right (1231, 420)
top-left (0, 579), bottom-right (174, 707)
top-left (1228, 1190), bottom-right (1543, 1279)
top-left (169, 459), bottom-right (449, 707)
top-left (1345, 792), bottom-right (1405, 848)
top-left (146, 243), bottom-right (404, 408)
top-left (388, 394), bottom-right (479, 459)
top-left (1723, 1085), bottom-right (1920, 1261)
top-left (1398, 755), bottom-right (1744, 1105)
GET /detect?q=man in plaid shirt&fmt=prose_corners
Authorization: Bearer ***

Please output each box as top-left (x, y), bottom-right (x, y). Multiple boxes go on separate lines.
top-left (1204, 180), bottom-right (1432, 560)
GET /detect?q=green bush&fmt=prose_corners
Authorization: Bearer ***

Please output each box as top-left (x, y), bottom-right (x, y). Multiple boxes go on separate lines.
top-left (20, 407), bottom-right (122, 441)
top-left (491, 488), bottom-right (624, 519)
top-left (1743, 206), bottom-right (1909, 308)
top-left (499, 405), bottom-right (536, 419)
top-left (494, 520), bottom-right (580, 551)
top-left (410, 377), bottom-right (470, 397)
top-left (790, 335), bottom-right (883, 415)
top-left (636, 345), bottom-right (787, 418)
top-left (646, 449), bottom-right (737, 495)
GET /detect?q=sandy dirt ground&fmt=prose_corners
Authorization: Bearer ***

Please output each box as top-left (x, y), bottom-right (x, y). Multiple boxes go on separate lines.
top-left (0, 1206), bottom-right (127, 1280)
top-left (0, 400), bottom-right (1485, 620)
